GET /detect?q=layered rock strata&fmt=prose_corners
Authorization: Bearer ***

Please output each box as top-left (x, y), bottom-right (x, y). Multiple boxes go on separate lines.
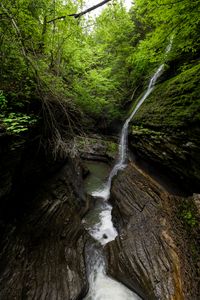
top-left (107, 163), bottom-right (199, 300)
top-left (0, 160), bottom-right (89, 300)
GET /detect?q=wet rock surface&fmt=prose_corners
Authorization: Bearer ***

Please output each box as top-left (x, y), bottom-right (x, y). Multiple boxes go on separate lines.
top-left (129, 127), bottom-right (200, 192)
top-left (106, 163), bottom-right (199, 300)
top-left (128, 63), bottom-right (200, 193)
top-left (0, 134), bottom-right (25, 202)
top-left (73, 135), bottom-right (118, 161)
top-left (0, 161), bottom-right (89, 300)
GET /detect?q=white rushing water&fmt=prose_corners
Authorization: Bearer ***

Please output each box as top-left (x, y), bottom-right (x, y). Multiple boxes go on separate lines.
top-left (82, 200), bottom-right (118, 245)
top-left (83, 42), bottom-right (172, 299)
top-left (92, 62), bottom-right (166, 201)
top-left (92, 40), bottom-right (173, 202)
top-left (83, 245), bottom-right (141, 300)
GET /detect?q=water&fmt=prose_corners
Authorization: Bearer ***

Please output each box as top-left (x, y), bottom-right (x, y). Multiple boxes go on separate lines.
top-left (83, 161), bottom-right (111, 196)
top-left (83, 44), bottom-right (172, 299)
top-left (92, 62), bottom-right (166, 201)
top-left (82, 161), bottom-right (118, 245)
top-left (83, 200), bottom-right (118, 245)
top-left (83, 245), bottom-right (140, 300)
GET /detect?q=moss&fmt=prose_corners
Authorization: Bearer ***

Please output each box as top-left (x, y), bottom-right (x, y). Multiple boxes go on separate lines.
top-left (106, 141), bottom-right (118, 157)
top-left (131, 63), bottom-right (200, 129)
top-left (176, 197), bottom-right (200, 267)
top-left (132, 125), bottom-right (164, 137)
top-left (178, 201), bottom-right (198, 228)
top-left (74, 136), bottom-right (118, 159)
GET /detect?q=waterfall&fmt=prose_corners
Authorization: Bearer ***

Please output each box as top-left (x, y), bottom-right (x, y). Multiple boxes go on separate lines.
top-left (83, 42), bottom-right (172, 299)
top-left (92, 61), bottom-right (166, 201)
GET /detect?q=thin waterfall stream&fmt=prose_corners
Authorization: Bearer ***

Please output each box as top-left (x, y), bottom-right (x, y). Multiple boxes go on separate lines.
top-left (82, 45), bottom-right (171, 299)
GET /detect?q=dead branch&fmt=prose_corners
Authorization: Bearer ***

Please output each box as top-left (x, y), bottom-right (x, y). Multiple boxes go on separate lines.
top-left (47, 16), bottom-right (66, 23)
top-left (68, 0), bottom-right (112, 18)
top-left (47, 0), bottom-right (112, 24)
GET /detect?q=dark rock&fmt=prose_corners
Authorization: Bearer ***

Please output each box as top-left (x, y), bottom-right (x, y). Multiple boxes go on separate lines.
top-left (130, 127), bottom-right (200, 192)
top-left (106, 163), bottom-right (198, 300)
top-left (0, 132), bottom-right (66, 222)
top-left (74, 135), bottom-right (118, 161)
top-left (0, 158), bottom-right (90, 299)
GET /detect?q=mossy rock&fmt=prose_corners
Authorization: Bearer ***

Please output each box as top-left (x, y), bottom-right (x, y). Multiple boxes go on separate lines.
top-left (74, 135), bottom-right (118, 160)
top-left (131, 63), bottom-right (200, 129)
top-left (129, 63), bottom-right (200, 191)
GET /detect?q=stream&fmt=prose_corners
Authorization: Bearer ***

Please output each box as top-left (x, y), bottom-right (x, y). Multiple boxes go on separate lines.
top-left (82, 160), bottom-right (140, 300)
top-left (82, 56), bottom-right (168, 299)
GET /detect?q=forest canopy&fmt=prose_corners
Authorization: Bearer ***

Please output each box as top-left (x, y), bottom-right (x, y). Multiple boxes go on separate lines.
top-left (0, 0), bottom-right (200, 154)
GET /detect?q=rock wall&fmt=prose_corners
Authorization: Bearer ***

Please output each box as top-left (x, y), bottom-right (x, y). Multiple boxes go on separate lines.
top-left (129, 63), bottom-right (200, 192)
top-left (0, 131), bottom-right (90, 300)
top-left (106, 163), bottom-right (199, 300)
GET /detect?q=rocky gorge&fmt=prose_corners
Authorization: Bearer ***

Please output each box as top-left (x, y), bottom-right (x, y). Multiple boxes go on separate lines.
top-left (1, 0), bottom-right (200, 298)
top-left (0, 125), bottom-right (199, 299)
top-left (129, 63), bottom-right (200, 192)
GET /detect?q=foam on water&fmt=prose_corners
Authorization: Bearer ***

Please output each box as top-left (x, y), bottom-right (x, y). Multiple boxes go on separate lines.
top-left (83, 246), bottom-right (141, 300)
top-left (84, 265), bottom-right (141, 300)
top-left (83, 201), bottom-right (118, 245)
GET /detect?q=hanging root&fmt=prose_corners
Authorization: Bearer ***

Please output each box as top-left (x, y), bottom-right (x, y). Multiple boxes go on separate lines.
top-left (36, 78), bottom-right (84, 159)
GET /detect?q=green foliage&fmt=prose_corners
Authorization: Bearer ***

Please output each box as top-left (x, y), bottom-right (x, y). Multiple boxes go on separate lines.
top-left (181, 210), bottom-right (197, 228)
top-left (0, 90), bottom-right (7, 110)
top-left (134, 0), bottom-right (200, 54)
top-left (72, 2), bottom-right (135, 120)
top-left (1, 112), bottom-right (38, 134)
top-left (1, 0), bottom-right (200, 143)
top-left (106, 141), bottom-right (118, 157)
top-left (0, 90), bottom-right (37, 134)
top-left (178, 200), bottom-right (198, 228)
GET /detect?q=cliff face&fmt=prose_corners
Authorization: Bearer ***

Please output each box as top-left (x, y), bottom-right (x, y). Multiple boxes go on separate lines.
top-left (0, 131), bottom-right (89, 300)
top-left (129, 63), bottom-right (200, 192)
top-left (107, 163), bottom-right (199, 300)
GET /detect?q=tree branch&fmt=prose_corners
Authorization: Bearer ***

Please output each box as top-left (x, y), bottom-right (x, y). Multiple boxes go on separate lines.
top-left (68, 0), bottom-right (112, 19)
top-left (47, 0), bottom-right (112, 23)
top-left (47, 16), bottom-right (66, 23)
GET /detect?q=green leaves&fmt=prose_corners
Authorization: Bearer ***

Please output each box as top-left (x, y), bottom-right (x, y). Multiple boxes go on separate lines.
top-left (134, 0), bottom-right (200, 55)
top-left (1, 0), bottom-right (199, 135)
top-left (1, 112), bottom-right (38, 134)
top-left (0, 91), bottom-right (7, 110)
top-left (178, 200), bottom-right (198, 228)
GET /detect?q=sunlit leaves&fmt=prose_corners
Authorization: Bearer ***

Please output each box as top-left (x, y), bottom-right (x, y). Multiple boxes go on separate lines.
top-left (134, 0), bottom-right (200, 54)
